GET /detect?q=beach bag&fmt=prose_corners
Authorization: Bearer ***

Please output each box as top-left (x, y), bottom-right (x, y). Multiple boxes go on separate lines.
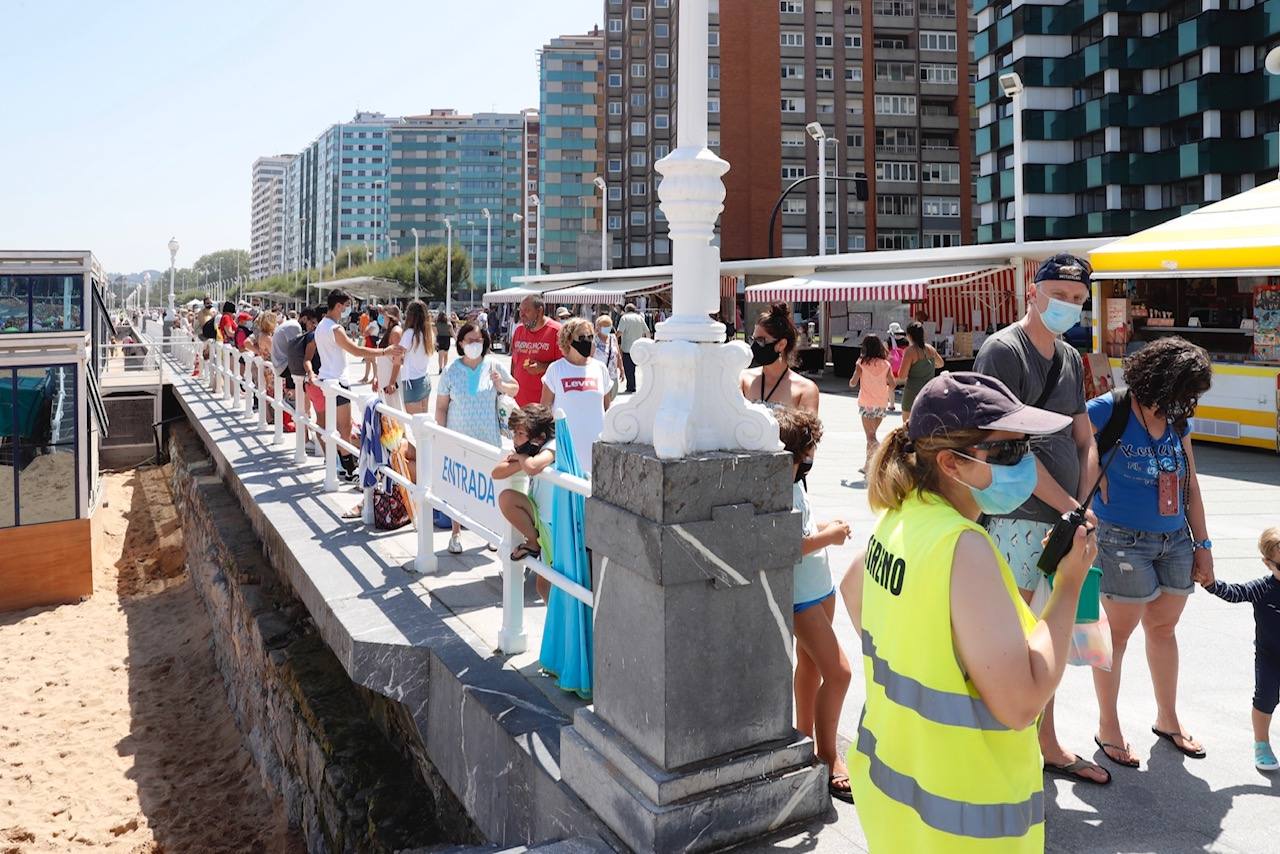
top-left (433, 508), bottom-right (453, 529)
top-left (373, 490), bottom-right (412, 530)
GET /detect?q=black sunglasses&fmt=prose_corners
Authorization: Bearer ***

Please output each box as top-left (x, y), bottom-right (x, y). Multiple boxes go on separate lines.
top-left (966, 438), bottom-right (1031, 467)
top-left (751, 335), bottom-right (778, 347)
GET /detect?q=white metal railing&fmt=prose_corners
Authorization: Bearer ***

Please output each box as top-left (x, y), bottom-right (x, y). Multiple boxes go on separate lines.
top-left (153, 328), bottom-right (591, 655)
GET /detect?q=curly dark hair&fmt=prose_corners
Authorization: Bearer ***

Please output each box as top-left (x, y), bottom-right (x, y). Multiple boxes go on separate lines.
top-left (775, 406), bottom-right (824, 459)
top-left (508, 403), bottom-right (555, 441)
top-left (1122, 336), bottom-right (1212, 433)
top-left (860, 333), bottom-right (888, 362)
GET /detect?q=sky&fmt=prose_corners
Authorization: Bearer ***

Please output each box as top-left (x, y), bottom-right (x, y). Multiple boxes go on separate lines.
top-left (0, 0), bottom-right (601, 275)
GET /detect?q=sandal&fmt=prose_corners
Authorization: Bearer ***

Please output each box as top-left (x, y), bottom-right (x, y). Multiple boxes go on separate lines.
top-left (1094, 735), bottom-right (1140, 768)
top-left (509, 542), bottom-right (541, 562)
top-left (1152, 726), bottom-right (1206, 759)
top-left (828, 773), bottom-right (854, 804)
top-left (342, 503), bottom-right (364, 519)
top-left (1045, 755), bottom-right (1111, 785)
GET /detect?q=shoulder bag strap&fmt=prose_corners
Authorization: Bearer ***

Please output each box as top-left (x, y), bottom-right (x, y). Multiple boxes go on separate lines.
top-left (1032, 343), bottom-right (1064, 409)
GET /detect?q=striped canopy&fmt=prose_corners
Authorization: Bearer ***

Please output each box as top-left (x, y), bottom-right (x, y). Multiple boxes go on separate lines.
top-left (1091, 179), bottom-right (1280, 278)
top-left (545, 278), bottom-right (669, 306)
top-left (746, 265), bottom-right (1009, 304)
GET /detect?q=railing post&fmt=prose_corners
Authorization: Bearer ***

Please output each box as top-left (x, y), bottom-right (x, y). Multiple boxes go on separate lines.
top-left (410, 415), bottom-right (438, 575)
top-left (223, 345), bottom-right (234, 402)
top-left (273, 372), bottom-right (285, 446)
top-left (242, 354), bottom-right (255, 419)
top-left (294, 380), bottom-right (308, 464)
top-left (257, 359), bottom-right (269, 430)
top-left (497, 510), bottom-right (528, 654)
top-left (323, 380), bottom-right (339, 492)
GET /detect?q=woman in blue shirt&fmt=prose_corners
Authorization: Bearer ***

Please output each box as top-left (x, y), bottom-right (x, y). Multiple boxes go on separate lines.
top-left (1087, 336), bottom-right (1213, 768)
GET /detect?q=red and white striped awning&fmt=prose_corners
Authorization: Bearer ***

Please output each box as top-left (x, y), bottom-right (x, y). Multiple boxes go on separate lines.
top-left (545, 278), bottom-right (670, 306)
top-left (720, 274), bottom-right (743, 299)
top-left (747, 265), bottom-right (1008, 304)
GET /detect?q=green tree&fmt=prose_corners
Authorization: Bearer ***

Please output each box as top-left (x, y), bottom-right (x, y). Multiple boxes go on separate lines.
top-left (192, 249), bottom-right (251, 285)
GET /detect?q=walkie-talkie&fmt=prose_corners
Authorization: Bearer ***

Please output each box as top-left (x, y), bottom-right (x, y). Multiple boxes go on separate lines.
top-left (1036, 442), bottom-right (1121, 576)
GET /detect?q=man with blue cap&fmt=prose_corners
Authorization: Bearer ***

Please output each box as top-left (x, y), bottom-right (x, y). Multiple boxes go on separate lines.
top-left (974, 253), bottom-right (1109, 785)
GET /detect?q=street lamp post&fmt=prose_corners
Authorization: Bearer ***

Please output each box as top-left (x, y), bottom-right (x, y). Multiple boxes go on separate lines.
top-left (1266, 47), bottom-right (1280, 174)
top-left (143, 272), bottom-right (151, 316)
top-left (412, 228), bottom-right (421, 300)
top-left (445, 218), bottom-right (453, 321)
top-left (167, 237), bottom-right (178, 320)
top-left (482, 208), bottom-right (492, 293)
top-left (806, 122), bottom-right (828, 255)
top-left (827, 138), bottom-right (841, 253)
top-left (529, 194), bottom-right (543, 274)
top-left (999, 72), bottom-right (1026, 244)
top-left (593, 176), bottom-right (609, 270)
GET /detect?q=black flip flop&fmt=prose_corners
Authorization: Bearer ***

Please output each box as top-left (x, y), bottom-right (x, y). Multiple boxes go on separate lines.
top-left (509, 542), bottom-right (541, 562)
top-left (1094, 734), bottom-right (1140, 768)
top-left (1045, 756), bottom-right (1112, 785)
top-left (828, 774), bottom-right (854, 804)
top-left (1152, 726), bottom-right (1206, 759)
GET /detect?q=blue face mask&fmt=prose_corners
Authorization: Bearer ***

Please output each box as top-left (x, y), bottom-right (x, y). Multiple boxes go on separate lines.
top-left (953, 452), bottom-right (1037, 516)
top-left (1039, 296), bottom-right (1083, 335)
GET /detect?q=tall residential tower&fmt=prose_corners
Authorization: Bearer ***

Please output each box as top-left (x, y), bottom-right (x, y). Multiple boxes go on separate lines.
top-left (250, 155), bottom-right (294, 280)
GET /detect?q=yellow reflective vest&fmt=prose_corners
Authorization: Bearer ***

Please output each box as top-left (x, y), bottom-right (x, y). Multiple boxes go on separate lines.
top-left (849, 491), bottom-right (1043, 853)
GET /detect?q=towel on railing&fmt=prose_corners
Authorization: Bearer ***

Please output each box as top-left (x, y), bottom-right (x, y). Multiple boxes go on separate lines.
top-left (359, 402), bottom-right (389, 491)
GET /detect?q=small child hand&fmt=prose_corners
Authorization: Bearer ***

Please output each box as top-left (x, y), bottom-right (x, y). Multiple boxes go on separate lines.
top-left (825, 519), bottom-right (852, 546)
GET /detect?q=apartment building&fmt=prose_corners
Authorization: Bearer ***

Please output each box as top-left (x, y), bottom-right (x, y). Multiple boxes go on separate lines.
top-left (539, 29), bottom-right (606, 274)
top-left (602, 0), bottom-right (977, 266)
top-left (249, 155), bottom-right (293, 280)
top-left (974, 0), bottom-right (1280, 243)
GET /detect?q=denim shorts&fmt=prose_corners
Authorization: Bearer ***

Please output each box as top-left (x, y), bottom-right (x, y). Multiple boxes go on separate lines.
top-left (985, 517), bottom-right (1053, 592)
top-left (402, 375), bottom-right (431, 404)
top-left (1096, 521), bottom-right (1194, 603)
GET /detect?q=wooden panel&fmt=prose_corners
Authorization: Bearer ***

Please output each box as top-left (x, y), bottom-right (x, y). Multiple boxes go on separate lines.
top-left (0, 518), bottom-right (92, 613)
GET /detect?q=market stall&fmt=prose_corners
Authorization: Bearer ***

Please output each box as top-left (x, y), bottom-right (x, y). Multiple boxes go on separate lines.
top-left (1090, 179), bottom-right (1280, 451)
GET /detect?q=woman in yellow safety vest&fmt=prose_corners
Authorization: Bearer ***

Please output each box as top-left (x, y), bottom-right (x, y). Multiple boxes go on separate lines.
top-left (840, 372), bottom-right (1098, 853)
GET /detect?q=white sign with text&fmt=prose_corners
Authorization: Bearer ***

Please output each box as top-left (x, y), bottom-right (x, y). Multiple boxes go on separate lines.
top-left (429, 429), bottom-right (509, 537)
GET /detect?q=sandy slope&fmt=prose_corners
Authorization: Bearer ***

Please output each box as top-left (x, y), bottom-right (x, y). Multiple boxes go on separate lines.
top-left (0, 468), bottom-right (302, 854)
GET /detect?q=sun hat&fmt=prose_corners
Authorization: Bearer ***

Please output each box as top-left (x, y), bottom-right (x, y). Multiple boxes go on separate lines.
top-left (907, 372), bottom-right (1071, 440)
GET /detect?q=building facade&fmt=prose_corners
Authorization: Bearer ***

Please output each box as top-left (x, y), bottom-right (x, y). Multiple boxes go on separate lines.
top-left (602, 0), bottom-right (977, 266)
top-left (974, 1), bottom-right (1280, 243)
top-left (540, 30), bottom-right (606, 274)
top-left (249, 155), bottom-right (293, 281)
top-left (388, 109), bottom-right (529, 291)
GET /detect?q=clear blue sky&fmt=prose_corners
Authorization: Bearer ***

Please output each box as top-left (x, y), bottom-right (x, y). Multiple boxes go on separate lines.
top-left (0, 0), bottom-right (600, 274)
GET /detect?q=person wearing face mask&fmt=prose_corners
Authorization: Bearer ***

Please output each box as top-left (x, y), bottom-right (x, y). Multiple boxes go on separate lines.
top-left (840, 372), bottom-right (1097, 853)
top-left (775, 406), bottom-right (854, 804)
top-left (435, 322), bottom-right (520, 554)
top-left (738, 302), bottom-right (820, 413)
top-left (972, 253), bottom-right (1110, 785)
top-left (590, 314), bottom-right (623, 403)
top-left (1085, 335), bottom-right (1214, 768)
top-left (511, 296), bottom-right (562, 406)
top-left (540, 317), bottom-right (611, 476)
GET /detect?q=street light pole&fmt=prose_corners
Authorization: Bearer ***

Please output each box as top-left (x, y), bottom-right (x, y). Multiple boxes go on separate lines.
top-left (1266, 47), bottom-right (1280, 175)
top-left (445, 217), bottom-right (453, 321)
top-left (827, 138), bottom-right (841, 253)
top-left (482, 208), bottom-right (492, 293)
top-left (143, 272), bottom-right (151, 316)
top-left (806, 122), bottom-right (828, 255)
top-left (530, 194), bottom-right (543, 274)
top-left (1000, 72), bottom-right (1026, 244)
top-left (412, 228), bottom-right (420, 300)
top-left (167, 237), bottom-right (179, 320)
top-left (593, 176), bottom-right (609, 270)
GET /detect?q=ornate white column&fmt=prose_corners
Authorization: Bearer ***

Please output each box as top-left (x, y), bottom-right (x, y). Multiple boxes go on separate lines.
top-left (602, 0), bottom-right (778, 459)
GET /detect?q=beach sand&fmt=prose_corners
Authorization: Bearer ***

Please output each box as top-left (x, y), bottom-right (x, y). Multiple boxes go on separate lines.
top-left (0, 468), bottom-right (302, 854)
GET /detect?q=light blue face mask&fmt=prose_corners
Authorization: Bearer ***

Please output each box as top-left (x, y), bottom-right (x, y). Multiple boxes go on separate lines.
top-left (1040, 296), bottom-right (1083, 335)
top-left (953, 452), bottom-right (1037, 516)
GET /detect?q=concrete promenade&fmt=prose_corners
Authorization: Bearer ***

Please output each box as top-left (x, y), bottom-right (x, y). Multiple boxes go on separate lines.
top-left (174, 350), bottom-right (1279, 853)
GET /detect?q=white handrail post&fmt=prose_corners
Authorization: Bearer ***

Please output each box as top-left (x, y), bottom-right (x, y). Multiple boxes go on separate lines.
top-left (224, 346), bottom-right (235, 403)
top-left (256, 359), bottom-right (268, 429)
top-left (242, 355), bottom-right (255, 419)
top-left (294, 380), bottom-right (308, 464)
top-left (497, 510), bottom-right (528, 654)
top-left (323, 380), bottom-right (339, 492)
top-left (273, 373), bottom-right (286, 445)
top-left (410, 414), bottom-right (438, 575)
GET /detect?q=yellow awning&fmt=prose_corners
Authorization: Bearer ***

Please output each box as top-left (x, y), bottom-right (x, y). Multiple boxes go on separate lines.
top-left (1090, 180), bottom-right (1280, 279)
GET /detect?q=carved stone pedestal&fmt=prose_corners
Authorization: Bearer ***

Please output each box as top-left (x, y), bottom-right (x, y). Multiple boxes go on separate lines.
top-left (560, 443), bottom-right (829, 853)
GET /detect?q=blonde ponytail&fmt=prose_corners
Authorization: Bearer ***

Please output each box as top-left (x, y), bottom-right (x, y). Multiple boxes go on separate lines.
top-left (867, 425), bottom-right (989, 512)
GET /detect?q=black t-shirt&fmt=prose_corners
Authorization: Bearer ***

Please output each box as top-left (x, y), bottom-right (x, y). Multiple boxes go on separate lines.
top-left (287, 330), bottom-right (321, 375)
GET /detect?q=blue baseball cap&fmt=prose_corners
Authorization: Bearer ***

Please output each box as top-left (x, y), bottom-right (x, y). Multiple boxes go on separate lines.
top-left (1034, 253), bottom-right (1092, 287)
top-left (908, 372), bottom-right (1071, 441)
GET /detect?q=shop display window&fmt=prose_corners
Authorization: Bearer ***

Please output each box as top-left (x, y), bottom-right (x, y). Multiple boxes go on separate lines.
top-left (0, 364), bottom-right (79, 528)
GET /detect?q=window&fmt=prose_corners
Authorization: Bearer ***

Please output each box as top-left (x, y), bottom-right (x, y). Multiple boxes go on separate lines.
top-left (630, 241), bottom-right (648, 258)
top-left (782, 64), bottom-right (804, 79)
top-left (631, 120), bottom-right (647, 136)
top-left (875, 127), bottom-right (916, 152)
top-left (1074, 131), bottom-right (1105, 160)
top-left (919, 30), bottom-right (957, 51)
top-left (608, 46), bottom-right (622, 60)
top-left (817, 97), bottom-right (834, 113)
top-left (845, 33), bottom-right (862, 48)
top-left (781, 31), bottom-right (804, 47)
top-left (875, 160), bottom-right (917, 182)
top-left (631, 5), bottom-right (646, 19)
top-left (782, 198), bottom-right (808, 214)
top-left (918, 0), bottom-right (955, 14)
top-left (846, 66), bottom-right (863, 81)
top-left (655, 238), bottom-right (671, 255)
top-left (919, 63), bottom-right (957, 84)
top-left (782, 165), bottom-right (806, 179)
top-left (874, 35), bottom-right (908, 49)
top-left (782, 233), bottom-right (809, 251)
top-left (608, 73), bottom-right (622, 87)
top-left (816, 0), bottom-right (833, 11)
top-left (608, 18), bottom-right (622, 32)
top-left (1161, 116), bottom-right (1203, 149)
top-left (922, 195), bottom-right (960, 216)
top-left (630, 151), bottom-right (647, 167)
top-left (708, 31), bottom-right (719, 46)
top-left (846, 131), bottom-right (864, 148)
top-left (608, 186), bottom-right (623, 200)
top-left (630, 92), bottom-right (647, 108)
top-left (816, 65), bottom-right (834, 80)
top-left (608, 158), bottom-right (622, 173)
top-left (631, 62), bottom-right (647, 78)
top-left (630, 210), bottom-right (648, 225)
top-left (655, 83), bottom-right (670, 99)
top-left (874, 94), bottom-right (917, 115)
top-left (780, 0), bottom-right (803, 11)
top-left (924, 231), bottom-right (961, 247)
top-left (782, 130), bottom-right (806, 146)
top-left (877, 229), bottom-right (920, 250)
top-left (653, 113), bottom-right (670, 129)
top-left (0, 365), bottom-right (79, 527)
top-left (872, 0), bottom-right (913, 14)
top-left (654, 144), bottom-right (670, 157)
top-left (656, 52), bottom-right (670, 69)
top-left (922, 162), bottom-right (960, 183)
top-left (876, 193), bottom-right (918, 216)
top-left (631, 180), bottom-right (648, 195)
top-left (781, 97), bottom-right (805, 112)
top-left (0, 275), bottom-right (83, 334)
top-left (608, 101), bottom-right (622, 116)
top-left (655, 22), bottom-right (669, 37)
top-left (1160, 53), bottom-right (1202, 89)
top-left (708, 98), bottom-right (720, 112)
top-left (876, 60), bottom-right (915, 81)
top-left (815, 34), bottom-right (834, 47)
top-left (608, 215), bottom-right (622, 230)
top-left (848, 232), bottom-right (867, 251)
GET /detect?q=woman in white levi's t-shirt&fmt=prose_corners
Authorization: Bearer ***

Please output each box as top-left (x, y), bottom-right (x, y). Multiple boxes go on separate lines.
top-left (541, 317), bottom-right (611, 477)
top-left (393, 300), bottom-right (436, 415)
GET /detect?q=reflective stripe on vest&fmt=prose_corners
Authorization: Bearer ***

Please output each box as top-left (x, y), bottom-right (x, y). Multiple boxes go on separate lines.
top-left (862, 629), bottom-right (1008, 732)
top-left (856, 720), bottom-right (1045, 839)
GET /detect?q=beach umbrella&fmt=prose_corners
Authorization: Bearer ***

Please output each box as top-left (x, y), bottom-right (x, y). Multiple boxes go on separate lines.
top-left (538, 412), bottom-right (593, 699)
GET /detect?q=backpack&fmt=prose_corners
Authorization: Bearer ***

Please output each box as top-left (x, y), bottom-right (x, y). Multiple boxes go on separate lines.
top-left (287, 332), bottom-right (311, 375)
top-left (201, 317), bottom-right (216, 340)
top-left (1096, 388), bottom-right (1133, 457)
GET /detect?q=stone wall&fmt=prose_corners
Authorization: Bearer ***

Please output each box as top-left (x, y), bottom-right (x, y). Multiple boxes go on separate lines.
top-left (166, 425), bottom-right (479, 853)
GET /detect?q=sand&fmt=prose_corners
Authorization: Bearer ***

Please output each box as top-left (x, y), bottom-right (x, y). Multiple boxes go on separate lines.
top-left (0, 468), bottom-right (302, 854)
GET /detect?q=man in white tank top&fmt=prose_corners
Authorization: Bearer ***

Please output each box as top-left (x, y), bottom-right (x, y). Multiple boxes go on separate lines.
top-left (304, 289), bottom-right (402, 480)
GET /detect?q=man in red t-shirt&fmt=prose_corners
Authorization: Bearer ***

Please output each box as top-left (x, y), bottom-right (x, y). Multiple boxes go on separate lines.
top-left (510, 296), bottom-right (562, 406)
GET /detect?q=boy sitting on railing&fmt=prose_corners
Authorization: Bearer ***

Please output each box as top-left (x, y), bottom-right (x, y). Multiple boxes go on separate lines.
top-left (492, 404), bottom-right (557, 601)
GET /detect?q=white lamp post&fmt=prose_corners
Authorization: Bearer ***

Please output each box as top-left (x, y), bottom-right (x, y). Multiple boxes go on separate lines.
top-left (1266, 47), bottom-right (1280, 174)
top-left (806, 122), bottom-right (828, 255)
top-left (826, 138), bottom-right (840, 253)
top-left (412, 228), bottom-right (421, 300)
top-left (593, 176), bottom-right (609, 270)
top-left (529, 194), bottom-right (543, 274)
top-left (999, 72), bottom-right (1026, 244)
top-left (482, 208), bottom-right (492, 293)
top-left (143, 272), bottom-right (151, 316)
top-left (167, 237), bottom-right (178, 319)
top-left (445, 217), bottom-right (453, 320)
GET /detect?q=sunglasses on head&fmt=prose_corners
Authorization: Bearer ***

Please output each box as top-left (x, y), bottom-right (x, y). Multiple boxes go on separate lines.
top-left (965, 438), bottom-right (1031, 466)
